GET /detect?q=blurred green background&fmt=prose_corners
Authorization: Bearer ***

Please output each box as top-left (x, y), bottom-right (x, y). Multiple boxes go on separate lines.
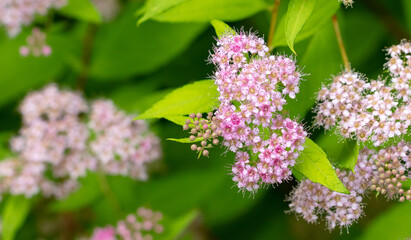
top-left (0, 0), bottom-right (410, 239)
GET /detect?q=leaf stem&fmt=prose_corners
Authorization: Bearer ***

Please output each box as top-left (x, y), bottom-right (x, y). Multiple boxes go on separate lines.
top-left (268, 0), bottom-right (281, 51)
top-left (96, 170), bottom-right (123, 217)
top-left (76, 24), bottom-right (98, 90)
top-left (332, 14), bottom-right (350, 71)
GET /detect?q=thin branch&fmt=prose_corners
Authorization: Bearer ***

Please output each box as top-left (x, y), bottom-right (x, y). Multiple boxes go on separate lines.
top-left (268, 0), bottom-right (281, 51)
top-left (76, 24), bottom-right (98, 90)
top-left (97, 170), bottom-right (123, 217)
top-left (332, 14), bottom-right (350, 71)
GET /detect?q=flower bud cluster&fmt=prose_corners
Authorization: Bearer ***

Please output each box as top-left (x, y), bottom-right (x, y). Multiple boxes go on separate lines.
top-left (0, 0), bottom-right (67, 37)
top-left (201, 31), bottom-right (307, 193)
top-left (288, 148), bottom-right (374, 230)
top-left (370, 141), bottom-right (411, 202)
top-left (0, 84), bottom-right (161, 199)
top-left (19, 28), bottom-right (51, 57)
top-left (90, 207), bottom-right (163, 240)
top-left (184, 112), bottom-right (222, 157)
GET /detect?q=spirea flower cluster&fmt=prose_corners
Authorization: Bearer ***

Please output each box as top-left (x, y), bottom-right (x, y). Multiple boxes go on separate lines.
top-left (184, 31), bottom-right (307, 193)
top-left (288, 148), bottom-right (374, 230)
top-left (19, 28), bottom-right (52, 57)
top-left (90, 207), bottom-right (163, 240)
top-left (315, 43), bottom-right (411, 146)
top-left (0, 84), bottom-right (161, 199)
top-left (0, 0), bottom-right (67, 37)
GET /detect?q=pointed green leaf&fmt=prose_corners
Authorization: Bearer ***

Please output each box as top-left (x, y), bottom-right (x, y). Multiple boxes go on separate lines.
top-left (317, 133), bottom-right (359, 172)
top-left (146, 0), bottom-right (269, 23)
top-left (292, 138), bottom-right (349, 194)
top-left (2, 196), bottom-right (31, 240)
top-left (59, 0), bottom-right (102, 23)
top-left (272, 0), bottom-right (339, 48)
top-left (285, 0), bottom-right (319, 54)
top-left (136, 0), bottom-right (189, 25)
top-left (136, 80), bottom-right (218, 120)
top-left (210, 20), bottom-right (236, 38)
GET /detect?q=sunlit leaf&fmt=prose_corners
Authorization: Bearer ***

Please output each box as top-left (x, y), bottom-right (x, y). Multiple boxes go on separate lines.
top-left (2, 196), bottom-right (31, 240)
top-left (292, 138), bottom-right (349, 194)
top-left (285, 0), bottom-right (319, 54)
top-left (136, 80), bottom-right (218, 120)
top-left (59, 0), bottom-right (102, 23)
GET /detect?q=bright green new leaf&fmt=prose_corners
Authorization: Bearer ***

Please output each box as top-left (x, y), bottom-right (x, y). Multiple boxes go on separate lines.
top-left (136, 80), bottom-right (218, 120)
top-left (137, 0), bottom-right (190, 25)
top-left (358, 202), bottom-right (411, 240)
top-left (149, 0), bottom-right (269, 23)
top-left (164, 115), bottom-right (189, 126)
top-left (158, 210), bottom-right (200, 240)
top-left (2, 195), bottom-right (31, 240)
top-left (317, 133), bottom-right (359, 172)
top-left (167, 137), bottom-right (204, 143)
top-left (402, 179), bottom-right (411, 189)
top-left (59, 0), bottom-right (102, 23)
top-left (285, 0), bottom-right (319, 54)
top-left (210, 20), bottom-right (236, 38)
top-left (90, 3), bottom-right (206, 79)
top-left (292, 138), bottom-right (349, 194)
top-left (50, 172), bottom-right (101, 212)
top-left (272, 0), bottom-right (339, 48)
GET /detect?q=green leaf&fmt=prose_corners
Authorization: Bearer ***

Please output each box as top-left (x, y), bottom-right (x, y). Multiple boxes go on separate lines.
top-left (59, 0), bottom-right (102, 23)
top-left (285, 0), bottom-right (319, 54)
top-left (358, 202), bottom-right (411, 240)
top-left (167, 137), bottom-right (204, 143)
top-left (145, 0), bottom-right (269, 23)
top-left (158, 210), bottom-right (200, 240)
top-left (136, 80), bottom-right (218, 120)
top-left (316, 133), bottom-right (359, 172)
top-left (292, 138), bottom-right (349, 194)
top-left (284, 21), bottom-right (342, 118)
top-left (2, 196), bottom-right (31, 240)
top-left (90, 3), bottom-right (206, 79)
top-left (136, 0), bottom-right (190, 25)
top-left (164, 115), bottom-right (189, 126)
top-left (210, 20), bottom-right (236, 38)
top-left (272, 0), bottom-right (339, 48)
top-left (49, 172), bottom-right (101, 212)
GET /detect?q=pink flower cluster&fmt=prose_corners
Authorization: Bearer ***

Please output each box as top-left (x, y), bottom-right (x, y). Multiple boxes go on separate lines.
top-left (288, 148), bottom-right (374, 230)
top-left (208, 31), bottom-right (306, 192)
top-left (0, 84), bottom-right (161, 199)
top-left (315, 71), bottom-right (410, 146)
top-left (19, 28), bottom-right (51, 57)
top-left (90, 207), bottom-right (163, 240)
top-left (316, 40), bottom-right (411, 146)
top-left (0, 0), bottom-right (67, 37)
